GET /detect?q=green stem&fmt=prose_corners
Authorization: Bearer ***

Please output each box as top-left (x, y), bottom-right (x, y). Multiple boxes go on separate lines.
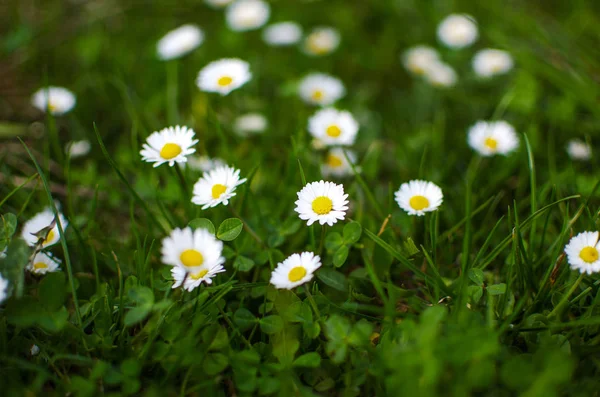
top-left (318, 225), bottom-right (326, 256)
top-left (303, 284), bottom-right (323, 323)
top-left (166, 61), bottom-right (179, 125)
top-left (230, 206), bottom-right (264, 246)
top-left (548, 273), bottom-right (585, 319)
top-left (174, 164), bottom-right (190, 199)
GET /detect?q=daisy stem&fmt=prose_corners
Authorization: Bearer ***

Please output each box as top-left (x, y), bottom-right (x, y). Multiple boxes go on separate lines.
top-left (217, 305), bottom-right (253, 349)
top-left (174, 164), bottom-right (190, 199)
top-left (230, 206), bottom-right (264, 245)
top-left (548, 273), bottom-right (585, 319)
top-left (304, 284), bottom-right (322, 323)
top-left (318, 225), bottom-right (326, 256)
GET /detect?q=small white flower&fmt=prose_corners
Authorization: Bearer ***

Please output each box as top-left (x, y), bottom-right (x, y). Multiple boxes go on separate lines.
top-left (567, 139), bottom-right (592, 161)
top-left (192, 166), bottom-right (247, 209)
top-left (468, 120), bottom-right (519, 157)
top-left (402, 46), bottom-right (440, 75)
top-left (308, 108), bottom-right (358, 146)
top-left (27, 252), bottom-right (61, 275)
top-left (30, 344), bottom-right (40, 356)
top-left (299, 73), bottom-right (346, 106)
top-left (226, 0), bottom-right (270, 32)
top-left (424, 62), bottom-right (457, 88)
top-left (270, 252), bottom-right (322, 289)
top-left (437, 14), bottom-right (478, 49)
top-left (473, 49), bottom-right (514, 77)
top-left (157, 24), bottom-right (204, 61)
top-left (140, 126), bottom-right (198, 167)
top-left (234, 113), bottom-right (268, 136)
top-left (187, 155), bottom-right (227, 172)
top-left (395, 180), bottom-right (443, 216)
top-left (295, 181), bottom-right (349, 226)
top-left (263, 22), bottom-right (303, 46)
top-left (31, 87), bottom-right (76, 115)
top-left (565, 231), bottom-right (600, 274)
top-left (196, 58), bottom-right (252, 96)
top-left (21, 208), bottom-right (68, 248)
top-left (303, 27), bottom-right (340, 56)
top-left (321, 148), bottom-right (357, 178)
top-left (65, 140), bottom-right (91, 158)
top-left (0, 248), bottom-right (6, 259)
top-left (0, 274), bottom-right (9, 304)
top-left (205, 0), bottom-right (234, 8)
top-left (162, 227), bottom-right (226, 288)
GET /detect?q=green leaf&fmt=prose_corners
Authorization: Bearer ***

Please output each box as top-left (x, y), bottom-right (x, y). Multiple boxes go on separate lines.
top-left (38, 272), bottom-right (66, 311)
top-left (293, 352), bottom-right (321, 368)
top-left (316, 267), bottom-right (347, 291)
top-left (402, 237), bottom-right (420, 257)
top-left (38, 306), bottom-right (69, 333)
top-left (234, 255), bottom-right (255, 272)
top-left (468, 268), bottom-right (485, 286)
top-left (203, 352), bottom-right (229, 375)
top-left (259, 315), bottom-right (284, 334)
top-left (487, 283), bottom-right (507, 295)
top-left (233, 308), bottom-right (257, 331)
top-left (0, 238), bottom-right (30, 298)
top-left (325, 315), bottom-right (352, 363)
top-left (325, 232), bottom-right (344, 252)
top-left (188, 218), bottom-right (215, 234)
top-left (333, 245), bottom-right (349, 267)
top-left (217, 218), bottom-right (243, 241)
top-left (1, 213), bottom-right (17, 249)
top-left (468, 285), bottom-right (483, 303)
top-left (124, 286), bottom-right (154, 326)
top-left (343, 221), bottom-right (362, 244)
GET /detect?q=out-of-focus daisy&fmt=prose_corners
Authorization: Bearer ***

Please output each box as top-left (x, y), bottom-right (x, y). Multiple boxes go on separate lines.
top-left (0, 248), bottom-right (6, 259)
top-left (472, 49), bottom-right (514, 78)
top-left (205, 0), bottom-right (233, 8)
top-left (321, 148), bottom-right (357, 178)
top-left (21, 208), bottom-right (68, 248)
top-left (299, 73), bottom-right (346, 106)
top-left (65, 140), bottom-right (91, 158)
top-left (234, 113), bottom-right (268, 136)
top-left (196, 58), bottom-right (251, 96)
top-left (308, 108), bottom-right (358, 146)
top-left (263, 22), bottom-right (302, 46)
top-left (395, 180), bottom-right (443, 216)
top-left (567, 139), bottom-right (592, 161)
top-left (402, 46), bottom-right (440, 76)
top-left (295, 181), bottom-right (349, 226)
top-left (187, 155), bottom-right (227, 172)
top-left (565, 231), bottom-right (600, 274)
top-left (192, 166), bottom-right (247, 209)
top-left (437, 14), bottom-right (478, 49)
top-left (468, 120), bottom-right (519, 157)
top-left (27, 252), bottom-right (61, 275)
top-left (303, 27), bottom-right (340, 56)
top-left (0, 274), bottom-right (8, 304)
top-left (424, 62), bottom-right (457, 88)
top-left (162, 227), bottom-right (226, 289)
top-left (157, 24), bottom-right (204, 61)
top-left (31, 87), bottom-right (76, 115)
top-left (226, 0), bottom-right (270, 32)
top-left (140, 126), bottom-right (198, 167)
top-left (270, 252), bottom-right (322, 289)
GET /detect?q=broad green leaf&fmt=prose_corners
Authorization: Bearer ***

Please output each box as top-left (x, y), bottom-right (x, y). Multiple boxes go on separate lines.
top-left (487, 283), bottom-right (507, 295)
top-left (233, 308), bottom-right (257, 331)
top-left (259, 315), bottom-right (284, 334)
top-left (124, 286), bottom-right (154, 326)
top-left (403, 237), bottom-right (420, 257)
top-left (316, 267), bottom-right (347, 291)
top-left (234, 255), bottom-right (255, 272)
top-left (325, 232), bottom-right (344, 252)
top-left (217, 218), bottom-right (243, 241)
top-left (468, 268), bottom-right (485, 286)
top-left (333, 245), bottom-right (349, 267)
top-left (39, 272), bottom-right (66, 311)
top-left (343, 221), bottom-right (362, 244)
top-left (203, 352), bottom-right (229, 375)
top-left (468, 285), bottom-right (483, 303)
top-left (188, 218), bottom-right (216, 234)
top-left (293, 352), bottom-right (321, 368)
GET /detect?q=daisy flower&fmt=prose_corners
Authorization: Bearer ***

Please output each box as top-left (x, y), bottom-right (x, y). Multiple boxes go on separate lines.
top-left (437, 14), bottom-right (478, 49)
top-left (27, 252), bottom-right (61, 275)
top-left (308, 108), bottom-right (358, 146)
top-left (565, 231), bottom-right (600, 274)
top-left (157, 24), bottom-right (204, 61)
top-left (65, 140), bottom-right (91, 158)
top-left (234, 113), bottom-right (268, 136)
top-left (30, 345), bottom-right (40, 356)
top-left (226, 0), bottom-right (270, 32)
top-left (140, 126), bottom-right (198, 167)
top-left (298, 73), bottom-right (345, 106)
top-left (467, 120), bottom-right (519, 157)
top-left (161, 227), bottom-right (226, 289)
top-left (191, 165), bottom-right (247, 209)
top-left (196, 58), bottom-right (251, 96)
top-left (187, 155), bottom-right (227, 172)
top-left (424, 62), bottom-right (457, 88)
top-left (205, 0), bottom-right (234, 8)
top-left (263, 22), bottom-right (303, 46)
top-left (0, 274), bottom-right (8, 304)
top-left (295, 181), bottom-right (349, 226)
top-left (31, 87), bottom-right (76, 115)
top-left (402, 46), bottom-right (440, 76)
top-left (270, 252), bottom-right (322, 289)
top-left (21, 208), bottom-right (68, 248)
top-left (566, 139), bottom-right (592, 161)
top-left (303, 26), bottom-right (340, 56)
top-left (395, 180), bottom-right (443, 216)
top-left (472, 49), bottom-right (514, 78)
top-left (321, 148), bottom-right (357, 178)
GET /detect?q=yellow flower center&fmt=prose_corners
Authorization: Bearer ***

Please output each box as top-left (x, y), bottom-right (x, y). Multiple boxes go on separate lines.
top-left (409, 195), bottom-right (430, 211)
top-left (579, 247), bottom-right (599, 264)
top-left (326, 154), bottom-right (343, 168)
top-left (311, 90), bottom-right (323, 101)
top-left (307, 36), bottom-right (327, 54)
top-left (160, 143), bottom-right (182, 160)
top-left (43, 229), bottom-right (56, 245)
top-left (312, 196), bottom-right (333, 215)
top-left (218, 76), bottom-right (233, 87)
top-left (326, 125), bottom-right (341, 138)
top-left (288, 266), bottom-right (307, 282)
top-left (33, 262), bottom-right (48, 270)
top-left (211, 184), bottom-right (227, 199)
top-left (48, 101), bottom-right (58, 112)
top-left (190, 269), bottom-right (209, 280)
top-left (180, 249), bottom-right (204, 268)
top-left (484, 137), bottom-right (498, 150)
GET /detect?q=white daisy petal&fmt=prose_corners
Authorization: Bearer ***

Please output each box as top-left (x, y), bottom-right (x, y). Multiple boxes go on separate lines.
top-left (308, 108), bottom-right (358, 147)
top-left (467, 120), bottom-right (519, 157)
top-left (157, 24), bottom-right (204, 61)
top-left (191, 165), bottom-right (247, 209)
top-left (473, 49), bottom-right (514, 78)
top-left (226, 0), bottom-right (270, 32)
top-left (21, 208), bottom-right (68, 248)
top-left (31, 87), bottom-right (76, 115)
top-left (566, 139), bottom-right (592, 161)
top-left (395, 180), bottom-right (443, 216)
top-left (263, 22), bottom-right (302, 46)
top-left (140, 125), bottom-right (198, 167)
top-left (402, 46), bottom-right (440, 76)
top-left (27, 252), bottom-right (61, 275)
top-left (303, 26), bottom-right (340, 56)
top-left (298, 73), bottom-right (345, 106)
top-left (187, 155), bottom-right (227, 172)
top-left (565, 231), bottom-right (600, 274)
top-left (295, 181), bottom-right (349, 226)
top-left (196, 58), bottom-right (252, 96)
top-left (321, 148), bottom-right (357, 178)
top-left (234, 113), bottom-right (268, 136)
top-left (437, 14), bottom-right (478, 49)
top-left (424, 62), bottom-right (457, 88)
top-left (270, 252), bottom-right (322, 289)
top-left (0, 274), bottom-right (9, 304)
top-left (65, 140), bottom-right (91, 158)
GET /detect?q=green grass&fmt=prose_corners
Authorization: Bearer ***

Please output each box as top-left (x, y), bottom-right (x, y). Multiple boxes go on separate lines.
top-left (1, 0), bottom-right (600, 395)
